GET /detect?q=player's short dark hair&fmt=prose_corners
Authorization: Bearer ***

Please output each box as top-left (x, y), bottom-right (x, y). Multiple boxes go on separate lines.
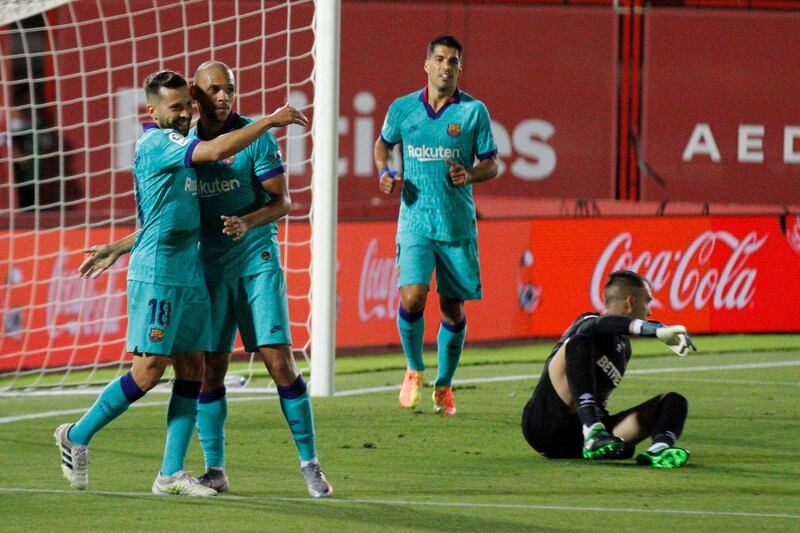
top-left (604, 270), bottom-right (648, 305)
top-left (427, 35), bottom-right (463, 59)
top-left (143, 70), bottom-right (188, 101)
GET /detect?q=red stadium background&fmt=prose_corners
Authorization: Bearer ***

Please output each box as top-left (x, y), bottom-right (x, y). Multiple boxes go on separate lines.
top-left (3, 1), bottom-right (800, 370)
top-left (2, 213), bottom-right (800, 369)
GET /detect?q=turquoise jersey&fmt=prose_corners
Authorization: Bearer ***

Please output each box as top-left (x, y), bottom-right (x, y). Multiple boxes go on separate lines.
top-left (190, 113), bottom-right (286, 278)
top-left (128, 123), bottom-right (203, 287)
top-left (380, 88), bottom-right (497, 242)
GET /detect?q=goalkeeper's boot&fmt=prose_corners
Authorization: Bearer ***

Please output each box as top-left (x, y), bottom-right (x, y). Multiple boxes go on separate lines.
top-left (301, 462), bottom-right (333, 498)
top-left (582, 422), bottom-right (625, 460)
top-left (636, 445), bottom-right (690, 469)
top-left (433, 386), bottom-right (457, 416)
top-left (198, 468), bottom-right (230, 493)
top-left (152, 471), bottom-right (217, 497)
top-left (54, 423), bottom-right (89, 490)
top-left (399, 370), bottom-right (424, 409)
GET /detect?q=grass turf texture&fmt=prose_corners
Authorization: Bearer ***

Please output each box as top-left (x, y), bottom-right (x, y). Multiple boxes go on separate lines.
top-left (1, 337), bottom-right (799, 532)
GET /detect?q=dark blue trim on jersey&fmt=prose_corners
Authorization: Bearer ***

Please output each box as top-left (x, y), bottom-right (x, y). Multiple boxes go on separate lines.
top-left (380, 133), bottom-right (398, 148)
top-left (476, 149), bottom-right (498, 160)
top-left (257, 165), bottom-right (285, 182)
top-left (184, 138), bottom-right (200, 167)
top-left (419, 87), bottom-right (461, 120)
top-left (142, 122), bottom-right (158, 131)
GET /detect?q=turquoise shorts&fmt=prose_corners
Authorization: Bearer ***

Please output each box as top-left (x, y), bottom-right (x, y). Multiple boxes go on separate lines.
top-left (126, 280), bottom-right (212, 355)
top-left (206, 268), bottom-right (292, 353)
top-left (396, 231), bottom-right (483, 300)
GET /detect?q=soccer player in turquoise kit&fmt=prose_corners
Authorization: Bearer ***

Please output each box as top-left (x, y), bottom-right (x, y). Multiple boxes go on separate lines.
top-left (188, 61), bottom-right (331, 497)
top-left (75, 62), bottom-right (331, 498)
top-left (373, 36), bottom-right (498, 415)
top-left (56, 70), bottom-right (308, 496)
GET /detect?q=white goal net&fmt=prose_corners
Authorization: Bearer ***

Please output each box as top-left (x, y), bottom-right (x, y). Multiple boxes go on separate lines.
top-left (0, 0), bottom-right (333, 394)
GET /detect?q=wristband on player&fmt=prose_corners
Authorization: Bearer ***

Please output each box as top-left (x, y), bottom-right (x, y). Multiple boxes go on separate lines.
top-left (629, 319), bottom-right (664, 337)
top-left (378, 166), bottom-right (397, 181)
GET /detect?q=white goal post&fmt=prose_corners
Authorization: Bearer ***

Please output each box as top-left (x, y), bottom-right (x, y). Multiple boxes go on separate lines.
top-left (0, 0), bottom-right (339, 396)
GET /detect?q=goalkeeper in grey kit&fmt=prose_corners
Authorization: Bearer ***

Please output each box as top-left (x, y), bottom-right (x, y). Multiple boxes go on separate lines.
top-left (521, 270), bottom-right (696, 468)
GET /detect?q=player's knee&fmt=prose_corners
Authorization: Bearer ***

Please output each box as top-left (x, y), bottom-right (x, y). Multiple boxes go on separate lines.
top-left (400, 286), bottom-right (428, 312)
top-left (662, 391), bottom-right (689, 416)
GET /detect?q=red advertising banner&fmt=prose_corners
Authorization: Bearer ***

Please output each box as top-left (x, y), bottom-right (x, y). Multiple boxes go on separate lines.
top-left (4, 214), bottom-right (800, 370)
top-left (42, 1), bottom-right (618, 220)
top-left (640, 10), bottom-right (800, 204)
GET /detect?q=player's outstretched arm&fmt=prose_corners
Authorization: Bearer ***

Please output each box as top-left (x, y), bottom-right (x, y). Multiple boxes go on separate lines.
top-left (446, 157), bottom-right (498, 187)
top-left (79, 231), bottom-right (137, 278)
top-left (192, 104), bottom-right (308, 164)
top-left (374, 137), bottom-right (402, 194)
top-left (631, 319), bottom-right (697, 356)
top-left (221, 174), bottom-right (291, 241)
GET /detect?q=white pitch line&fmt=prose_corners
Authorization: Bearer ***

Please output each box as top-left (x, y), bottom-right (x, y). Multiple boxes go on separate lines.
top-left (1, 359), bottom-right (799, 426)
top-left (0, 487), bottom-right (797, 521)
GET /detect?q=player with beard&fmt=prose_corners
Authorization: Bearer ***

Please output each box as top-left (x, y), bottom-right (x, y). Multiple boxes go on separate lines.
top-left (521, 270), bottom-right (696, 468)
top-left (374, 35), bottom-right (498, 416)
top-left (75, 63), bottom-right (331, 497)
top-left (57, 70), bottom-right (308, 496)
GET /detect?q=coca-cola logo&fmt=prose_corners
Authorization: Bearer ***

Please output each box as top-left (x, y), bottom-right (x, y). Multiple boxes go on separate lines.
top-left (591, 231), bottom-right (767, 312)
top-left (46, 249), bottom-right (127, 338)
top-left (358, 238), bottom-right (401, 321)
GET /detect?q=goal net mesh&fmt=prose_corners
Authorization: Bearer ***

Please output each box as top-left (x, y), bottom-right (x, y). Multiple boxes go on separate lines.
top-left (0, 0), bottom-right (317, 393)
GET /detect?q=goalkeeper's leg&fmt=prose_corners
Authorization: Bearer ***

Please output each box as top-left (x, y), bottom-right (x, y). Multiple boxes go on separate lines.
top-left (607, 392), bottom-right (690, 468)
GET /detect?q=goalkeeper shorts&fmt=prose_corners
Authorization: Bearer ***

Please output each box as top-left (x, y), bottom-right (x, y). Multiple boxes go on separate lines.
top-left (126, 280), bottom-right (212, 356)
top-left (395, 231), bottom-right (483, 300)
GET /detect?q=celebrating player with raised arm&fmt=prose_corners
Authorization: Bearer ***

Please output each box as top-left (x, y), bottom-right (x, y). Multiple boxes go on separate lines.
top-left (521, 270), bottom-right (696, 468)
top-left (77, 62), bottom-right (331, 498)
top-left (373, 35), bottom-right (498, 415)
top-left (55, 70), bottom-right (308, 497)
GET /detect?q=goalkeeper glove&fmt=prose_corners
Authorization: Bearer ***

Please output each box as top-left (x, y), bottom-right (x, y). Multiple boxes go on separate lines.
top-left (655, 325), bottom-right (697, 357)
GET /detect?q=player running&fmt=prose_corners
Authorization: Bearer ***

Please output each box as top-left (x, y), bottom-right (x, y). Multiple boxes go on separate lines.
top-left (76, 62), bottom-right (331, 498)
top-left (521, 270), bottom-right (696, 468)
top-left (56, 70), bottom-right (308, 496)
top-left (373, 35), bottom-right (498, 415)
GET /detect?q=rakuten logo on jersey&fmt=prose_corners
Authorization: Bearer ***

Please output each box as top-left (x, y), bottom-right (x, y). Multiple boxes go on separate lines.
top-left (198, 178), bottom-right (241, 198)
top-left (590, 231), bottom-right (768, 312)
top-left (358, 238), bottom-right (400, 321)
top-left (406, 144), bottom-right (461, 162)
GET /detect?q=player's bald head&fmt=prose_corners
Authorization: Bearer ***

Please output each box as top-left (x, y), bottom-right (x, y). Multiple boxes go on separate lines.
top-left (603, 270), bottom-right (649, 308)
top-left (194, 61), bottom-right (234, 86)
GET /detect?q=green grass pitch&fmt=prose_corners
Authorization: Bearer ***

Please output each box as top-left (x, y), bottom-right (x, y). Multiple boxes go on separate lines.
top-left (1, 335), bottom-right (799, 532)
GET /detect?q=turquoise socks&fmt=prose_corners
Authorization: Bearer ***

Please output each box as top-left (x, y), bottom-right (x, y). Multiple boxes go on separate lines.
top-left (435, 318), bottom-right (466, 387)
top-left (160, 380), bottom-right (201, 476)
top-left (197, 386), bottom-right (227, 469)
top-left (278, 376), bottom-right (317, 462)
top-left (68, 371), bottom-right (145, 445)
top-left (398, 306), bottom-right (425, 371)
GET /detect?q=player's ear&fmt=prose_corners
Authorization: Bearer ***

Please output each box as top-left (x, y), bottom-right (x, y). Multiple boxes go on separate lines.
top-left (188, 84), bottom-right (198, 99)
top-left (145, 103), bottom-right (158, 122)
top-left (624, 294), bottom-right (636, 314)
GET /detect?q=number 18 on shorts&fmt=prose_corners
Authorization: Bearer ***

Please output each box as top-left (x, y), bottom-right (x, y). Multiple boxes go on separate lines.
top-left (126, 280), bottom-right (212, 355)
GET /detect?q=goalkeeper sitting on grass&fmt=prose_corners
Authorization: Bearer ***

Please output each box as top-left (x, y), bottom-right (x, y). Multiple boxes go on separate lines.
top-left (521, 270), bottom-right (696, 468)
